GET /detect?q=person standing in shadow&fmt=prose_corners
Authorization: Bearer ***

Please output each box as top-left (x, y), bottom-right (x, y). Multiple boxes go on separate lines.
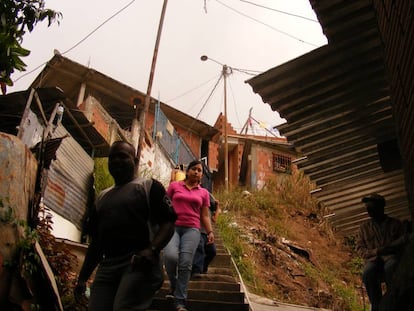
top-left (192, 192), bottom-right (221, 277)
top-left (357, 193), bottom-right (407, 311)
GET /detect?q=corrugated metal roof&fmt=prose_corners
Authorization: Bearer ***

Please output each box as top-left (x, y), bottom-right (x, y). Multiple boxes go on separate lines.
top-left (247, 0), bottom-right (411, 235)
top-left (0, 87), bottom-right (109, 157)
top-left (30, 55), bottom-right (219, 151)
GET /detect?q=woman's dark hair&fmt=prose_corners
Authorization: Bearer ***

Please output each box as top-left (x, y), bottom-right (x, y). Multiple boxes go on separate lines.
top-left (186, 160), bottom-right (203, 172)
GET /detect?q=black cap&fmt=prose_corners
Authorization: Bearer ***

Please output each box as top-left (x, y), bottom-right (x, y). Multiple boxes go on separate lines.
top-left (362, 193), bottom-right (385, 206)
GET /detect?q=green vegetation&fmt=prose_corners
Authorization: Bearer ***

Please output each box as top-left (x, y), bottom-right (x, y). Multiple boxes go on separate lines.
top-left (93, 157), bottom-right (113, 193)
top-left (302, 262), bottom-right (364, 311)
top-left (1, 194), bottom-right (79, 310)
top-left (0, 196), bottom-right (40, 274)
top-left (215, 169), bottom-right (365, 310)
top-left (0, 159), bottom-right (110, 309)
top-left (0, 0), bottom-right (61, 86)
top-left (0, 197), bottom-right (13, 223)
top-left (2, 157), bottom-right (367, 309)
top-left (37, 206), bottom-right (79, 308)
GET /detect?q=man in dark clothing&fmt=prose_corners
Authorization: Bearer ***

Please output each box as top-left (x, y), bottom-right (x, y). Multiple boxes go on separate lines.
top-left (74, 141), bottom-right (176, 311)
top-left (357, 193), bottom-right (406, 311)
top-left (192, 192), bottom-right (220, 276)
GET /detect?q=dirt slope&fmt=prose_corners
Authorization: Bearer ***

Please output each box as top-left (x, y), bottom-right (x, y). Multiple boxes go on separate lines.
top-left (219, 190), bottom-right (365, 311)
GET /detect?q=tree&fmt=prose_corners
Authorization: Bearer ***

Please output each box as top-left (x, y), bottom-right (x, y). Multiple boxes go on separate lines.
top-left (0, 0), bottom-right (61, 93)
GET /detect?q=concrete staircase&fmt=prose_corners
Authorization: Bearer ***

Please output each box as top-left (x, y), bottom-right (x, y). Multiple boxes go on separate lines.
top-left (149, 233), bottom-right (250, 311)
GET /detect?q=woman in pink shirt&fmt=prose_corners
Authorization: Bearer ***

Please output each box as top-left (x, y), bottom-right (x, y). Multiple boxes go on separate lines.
top-left (163, 160), bottom-right (214, 311)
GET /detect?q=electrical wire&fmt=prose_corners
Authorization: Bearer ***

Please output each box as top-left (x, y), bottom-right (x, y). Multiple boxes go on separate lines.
top-left (165, 73), bottom-right (221, 102)
top-left (181, 73), bottom-right (223, 133)
top-left (186, 66), bottom-right (254, 132)
top-left (13, 0), bottom-right (136, 84)
top-left (214, 0), bottom-right (319, 47)
top-left (239, 0), bottom-right (319, 23)
top-left (179, 75), bottom-right (223, 135)
top-left (61, 0), bottom-right (136, 55)
top-left (166, 65), bottom-right (261, 108)
top-left (231, 67), bottom-right (262, 76)
top-left (14, 0), bottom-right (317, 86)
top-left (227, 77), bottom-right (242, 128)
top-left (168, 63), bottom-right (263, 130)
top-left (194, 74), bottom-right (223, 121)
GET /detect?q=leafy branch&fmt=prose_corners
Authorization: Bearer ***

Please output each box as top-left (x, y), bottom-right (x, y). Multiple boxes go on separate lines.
top-left (0, 0), bottom-right (62, 86)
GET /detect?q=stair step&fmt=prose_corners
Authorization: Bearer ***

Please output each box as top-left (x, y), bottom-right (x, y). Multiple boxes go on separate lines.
top-left (189, 280), bottom-right (241, 291)
top-left (156, 288), bottom-right (246, 303)
top-left (208, 253), bottom-right (232, 268)
top-left (150, 227), bottom-right (249, 311)
top-left (205, 267), bottom-right (234, 276)
top-left (214, 250), bottom-right (227, 255)
top-left (163, 280), bottom-right (242, 291)
top-left (162, 272), bottom-right (236, 282)
top-left (189, 273), bottom-right (236, 283)
top-left (150, 298), bottom-right (250, 311)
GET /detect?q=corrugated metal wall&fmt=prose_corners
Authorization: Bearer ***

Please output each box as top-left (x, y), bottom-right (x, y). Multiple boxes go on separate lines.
top-left (247, 0), bottom-right (412, 234)
top-left (43, 125), bottom-right (94, 230)
top-left (373, 0), bottom-right (414, 219)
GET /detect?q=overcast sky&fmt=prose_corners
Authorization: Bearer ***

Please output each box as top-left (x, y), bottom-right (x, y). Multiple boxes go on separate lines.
top-left (11, 0), bottom-right (327, 135)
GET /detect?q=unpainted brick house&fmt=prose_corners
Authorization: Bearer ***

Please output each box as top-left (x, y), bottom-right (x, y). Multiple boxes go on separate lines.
top-left (211, 113), bottom-right (298, 190)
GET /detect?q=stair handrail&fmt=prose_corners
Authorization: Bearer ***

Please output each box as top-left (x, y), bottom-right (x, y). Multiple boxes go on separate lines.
top-left (226, 246), bottom-right (253, 310)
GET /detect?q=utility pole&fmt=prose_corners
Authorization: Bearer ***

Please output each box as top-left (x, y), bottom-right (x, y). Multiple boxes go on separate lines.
top-left (201, 55), bottom-right (230, 191)
top-left (136, 0), bottom-right (168, 167)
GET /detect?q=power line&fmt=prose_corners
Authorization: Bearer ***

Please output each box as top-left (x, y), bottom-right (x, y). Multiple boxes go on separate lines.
top-left (231, 67), bottom-right (262, 76)
top-left (13, 0), bottom-right (136, 84)
top-left (179, 73), bottom-right (224, 133)
top-left (174, 64), bottom-right (255, 128)
top-left (214, 0), bottom-right (319, 47)
top-left (239, 0), bottom-right (319, 23)
top-left (227, 77), bottom-right (242, 128)
top-left (165, 74), bottom-right (221, 102)
top-left (61, 0), bottom-right (136, 55)
top-left (194, 74), bottom-right (223, 121)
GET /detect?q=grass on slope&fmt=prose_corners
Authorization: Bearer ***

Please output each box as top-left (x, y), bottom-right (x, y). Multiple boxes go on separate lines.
top-left (214, 169), bottom-right (365, 311)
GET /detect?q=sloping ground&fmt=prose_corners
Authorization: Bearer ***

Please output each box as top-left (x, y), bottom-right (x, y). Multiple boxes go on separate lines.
top-left (228, 209), bottom-right (363, 310)
top-left (216, 173), bottom-right (365, 311)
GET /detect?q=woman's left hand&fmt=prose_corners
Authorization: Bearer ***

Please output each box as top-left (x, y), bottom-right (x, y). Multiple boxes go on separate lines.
top-left (207, 231), bottom-right (215, 244)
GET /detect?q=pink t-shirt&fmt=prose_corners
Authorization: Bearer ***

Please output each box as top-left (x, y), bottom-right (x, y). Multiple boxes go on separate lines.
top-left (167, 181), bottom-right (210, 228)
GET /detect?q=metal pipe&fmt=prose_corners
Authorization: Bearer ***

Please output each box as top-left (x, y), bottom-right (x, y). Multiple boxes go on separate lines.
top-left (201, 55), bottom-right (230, 191)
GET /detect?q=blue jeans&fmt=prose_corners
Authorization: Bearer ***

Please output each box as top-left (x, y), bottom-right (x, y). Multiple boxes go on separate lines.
top-left (163, 227), bottom-right (200, 305)
top-left (89, 252), bottom-right (163, 311)
top-left (362, 256), bottom-right (399, 311)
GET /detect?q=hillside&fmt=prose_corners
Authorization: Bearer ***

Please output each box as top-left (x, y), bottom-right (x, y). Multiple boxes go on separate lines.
top-left (215, 171), bottom-right (365, 311)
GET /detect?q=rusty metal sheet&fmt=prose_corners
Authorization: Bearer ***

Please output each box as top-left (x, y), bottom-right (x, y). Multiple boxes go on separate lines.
top-left (43, 126), bottom-right (94, 230)
top-left (0, 133), bottom-right (37, 260)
